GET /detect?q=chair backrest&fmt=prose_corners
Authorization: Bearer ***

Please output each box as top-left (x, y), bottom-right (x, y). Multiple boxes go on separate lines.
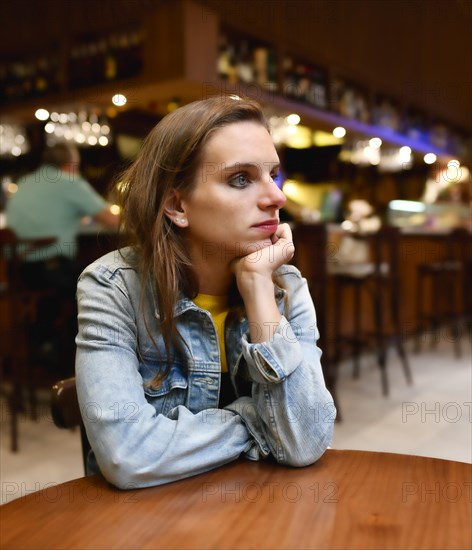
top-left (0, 228), bottom-right (57, 292)
top-left (291, 222), bottom-right (343, 397)
top-left (293, 223), bottom-right (330, 360)
top-left (0, 228), bottom-right (20, 292)
top-left (292, 222), bottom-right (328, 344)
top-left (51, 377), bottom-right (90, 472)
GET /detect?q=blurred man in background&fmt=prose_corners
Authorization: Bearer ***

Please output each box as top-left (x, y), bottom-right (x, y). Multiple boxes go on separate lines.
top-left (6, 142), bottom-right (120, 371)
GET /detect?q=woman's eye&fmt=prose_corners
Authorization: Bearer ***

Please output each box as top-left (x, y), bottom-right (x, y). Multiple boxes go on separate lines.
top-left (229, 173), bottom-right (250, 188)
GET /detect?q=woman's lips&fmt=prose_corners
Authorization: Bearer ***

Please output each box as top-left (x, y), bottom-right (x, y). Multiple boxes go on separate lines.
top-left (252, 221), bottom-right (279, 233)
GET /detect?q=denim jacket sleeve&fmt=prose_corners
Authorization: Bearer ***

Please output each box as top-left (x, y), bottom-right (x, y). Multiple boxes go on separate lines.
top-left (225, 265), bottom-right (336, 467)
top-left (75, 261), bottom-right (255, 490)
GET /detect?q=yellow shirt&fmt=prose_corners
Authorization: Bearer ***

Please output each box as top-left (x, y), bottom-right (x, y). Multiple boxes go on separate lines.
top-left (193, 293), bottom-right (230, 372)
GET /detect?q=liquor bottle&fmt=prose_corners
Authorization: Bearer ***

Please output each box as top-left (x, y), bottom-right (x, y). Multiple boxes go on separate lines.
top-left (237, 41), bottom-right (254, 84)
top-left (21, 62), bottom-right (34, 98)
top-left (34, 58), bottom-right (49, 96)
top-left (294, 63), bottom-right (309, 102)
top-left (253, 47), bottom-right (268, 87)
top-left (266, 49), bottom-right (278, 92)
top-left (282, 56), bottom-right (297, 99)
top-left (309, 67), bottom-right (327, 109)
top-left (430, 123), bottom-right (448, 149)
top-left (226, 44), bottom-right (238, 84)
top-left (340, 87), bottom-right (357, 119)
top-left (217, 35), bottom-right (230, 80)
top-left (104, 35), bottom-right (117, 81)
top-left (355, 94), bottom-right (370, 123)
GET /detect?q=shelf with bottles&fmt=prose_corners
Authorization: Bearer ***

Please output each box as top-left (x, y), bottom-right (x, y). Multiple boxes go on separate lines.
top-left (0, 26), bottom-right (145, 108)
top-left (330, 77), bottom-right (371, 123)
top-left (214, 26), bottom-right (469, 161)
top-left (0, 53), bottom-right (62, 104)
top-left (217, 27), bottom-right (278, 93)
top-left (399, 108), bottom-right (468, 158)
top-left (215, 28), bottom-right (372, 122)
top-left (370, 93), bottom-right (403, 132)
top-left (1, 0), bottom-right (469, 162)
top-left (0, 0), bottom-right (212, 121)
top-left (68, 27), bottom-right (145, 90)
top-left (216, 29), bottom-right (330, 112)
top-left (282, 55), bottom-right (329, 111)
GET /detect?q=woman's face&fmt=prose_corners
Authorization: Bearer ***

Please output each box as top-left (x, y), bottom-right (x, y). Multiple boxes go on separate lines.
top-left (179, 121), bottom-right (286, 264)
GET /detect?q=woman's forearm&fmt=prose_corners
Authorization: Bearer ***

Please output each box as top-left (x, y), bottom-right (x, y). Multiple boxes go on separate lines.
top-left (238, 272), bottom-right (282, 343)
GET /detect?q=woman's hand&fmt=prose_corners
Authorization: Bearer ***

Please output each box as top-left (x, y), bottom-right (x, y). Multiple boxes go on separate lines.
top-left (232, 223), bottom-right (295, 284)
top-left (231, 223), bottom-right (295, 343)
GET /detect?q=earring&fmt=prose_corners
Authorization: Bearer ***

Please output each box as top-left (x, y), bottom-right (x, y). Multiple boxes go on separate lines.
top-left (176, 217), bottom-right (187, 225)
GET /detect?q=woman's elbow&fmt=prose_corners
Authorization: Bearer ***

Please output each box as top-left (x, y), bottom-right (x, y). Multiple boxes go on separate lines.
top-left (96, 453), bottom-right (160, 490)
top-left (98, 459), bottom-right (141, 490)
top-left (282, 414), bottom-right (335, 467)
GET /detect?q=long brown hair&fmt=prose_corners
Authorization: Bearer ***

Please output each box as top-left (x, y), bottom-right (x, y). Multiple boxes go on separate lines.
top-left (116, 96), bottom-right (269, 386)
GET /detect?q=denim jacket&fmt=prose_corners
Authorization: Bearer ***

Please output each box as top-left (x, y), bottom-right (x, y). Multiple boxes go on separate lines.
top-left (75, 248), bottom-right (335, 489)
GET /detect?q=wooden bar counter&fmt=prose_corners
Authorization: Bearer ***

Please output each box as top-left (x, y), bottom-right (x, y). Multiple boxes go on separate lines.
top-left (395, 228), bottom-right (471, 333)
top-left (1, 449), bottom-right (471, 549)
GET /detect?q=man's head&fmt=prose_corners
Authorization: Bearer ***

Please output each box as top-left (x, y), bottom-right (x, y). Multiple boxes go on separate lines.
top-left (42, 142), bottom-right (81, 172)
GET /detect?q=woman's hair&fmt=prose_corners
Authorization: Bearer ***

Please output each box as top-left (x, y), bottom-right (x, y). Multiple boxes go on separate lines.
top-left (116, 95), bottom-right (269, 386)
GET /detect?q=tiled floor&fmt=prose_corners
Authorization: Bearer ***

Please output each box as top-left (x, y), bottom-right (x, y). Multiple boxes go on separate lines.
top-left (331, 338), bottom-right (471, 463)
top-left (1, 336), bottom-right (471, 504)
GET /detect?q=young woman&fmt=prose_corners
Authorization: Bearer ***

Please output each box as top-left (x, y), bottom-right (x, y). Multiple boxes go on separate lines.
top-left (75, 96), bottom-right (335, 489)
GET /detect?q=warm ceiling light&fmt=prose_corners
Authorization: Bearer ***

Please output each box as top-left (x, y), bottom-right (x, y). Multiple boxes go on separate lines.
top-left (35, 108), bottom-right (50, 121)
top-left (424, 153), bottom-right (437, 164)
top-left (286, 113), bottom-right (301, 125)
top-left (369, 137), bottom-right (382, 149)
top-left (333, 126), bottom-right (346, 138)
top-left (112, 94), bottom-right (127, 106)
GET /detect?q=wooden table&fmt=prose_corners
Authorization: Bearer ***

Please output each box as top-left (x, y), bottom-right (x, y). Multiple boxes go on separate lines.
top-left (1, 450), bottom-right (471, 549)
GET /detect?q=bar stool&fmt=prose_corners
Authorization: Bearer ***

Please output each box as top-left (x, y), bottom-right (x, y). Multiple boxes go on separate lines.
top-left (415, 228), bottom-right (471, 357)
top-left (0, 228), bottom-right (56, 451)
top-left (329, 226), bottom-right (412, 396)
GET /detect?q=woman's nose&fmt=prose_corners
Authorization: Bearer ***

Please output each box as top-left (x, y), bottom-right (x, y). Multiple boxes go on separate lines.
top-left (260, 177), bottom-right (287, 209)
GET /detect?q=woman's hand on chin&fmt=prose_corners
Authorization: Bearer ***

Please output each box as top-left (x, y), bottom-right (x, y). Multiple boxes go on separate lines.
top-left (231, 223), bottom-right (295, 288)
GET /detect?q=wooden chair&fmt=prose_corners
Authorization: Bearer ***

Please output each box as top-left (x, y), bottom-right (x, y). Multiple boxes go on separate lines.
top-left (292, 222), bottom-right (342, 418)
top-left (0, 228), bottom-right (56, 451)
top-left (415, 228), bottom-right (471, 357)
top-left (329, 226), bottom-right (413, 396)
top-left (50, 377), bottom-right (90, 472)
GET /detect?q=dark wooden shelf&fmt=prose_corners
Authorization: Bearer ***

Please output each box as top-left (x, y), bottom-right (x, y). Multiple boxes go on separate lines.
top-left (0, 0), bottom-right (467, 161)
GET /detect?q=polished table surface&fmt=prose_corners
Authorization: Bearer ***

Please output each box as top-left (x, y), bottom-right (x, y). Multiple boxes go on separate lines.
top-left (1, 449), bottom-right (471, 549)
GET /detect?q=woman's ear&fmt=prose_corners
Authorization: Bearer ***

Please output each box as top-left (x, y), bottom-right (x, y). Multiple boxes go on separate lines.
top-left (163, 191), bottom-right (188, 228)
